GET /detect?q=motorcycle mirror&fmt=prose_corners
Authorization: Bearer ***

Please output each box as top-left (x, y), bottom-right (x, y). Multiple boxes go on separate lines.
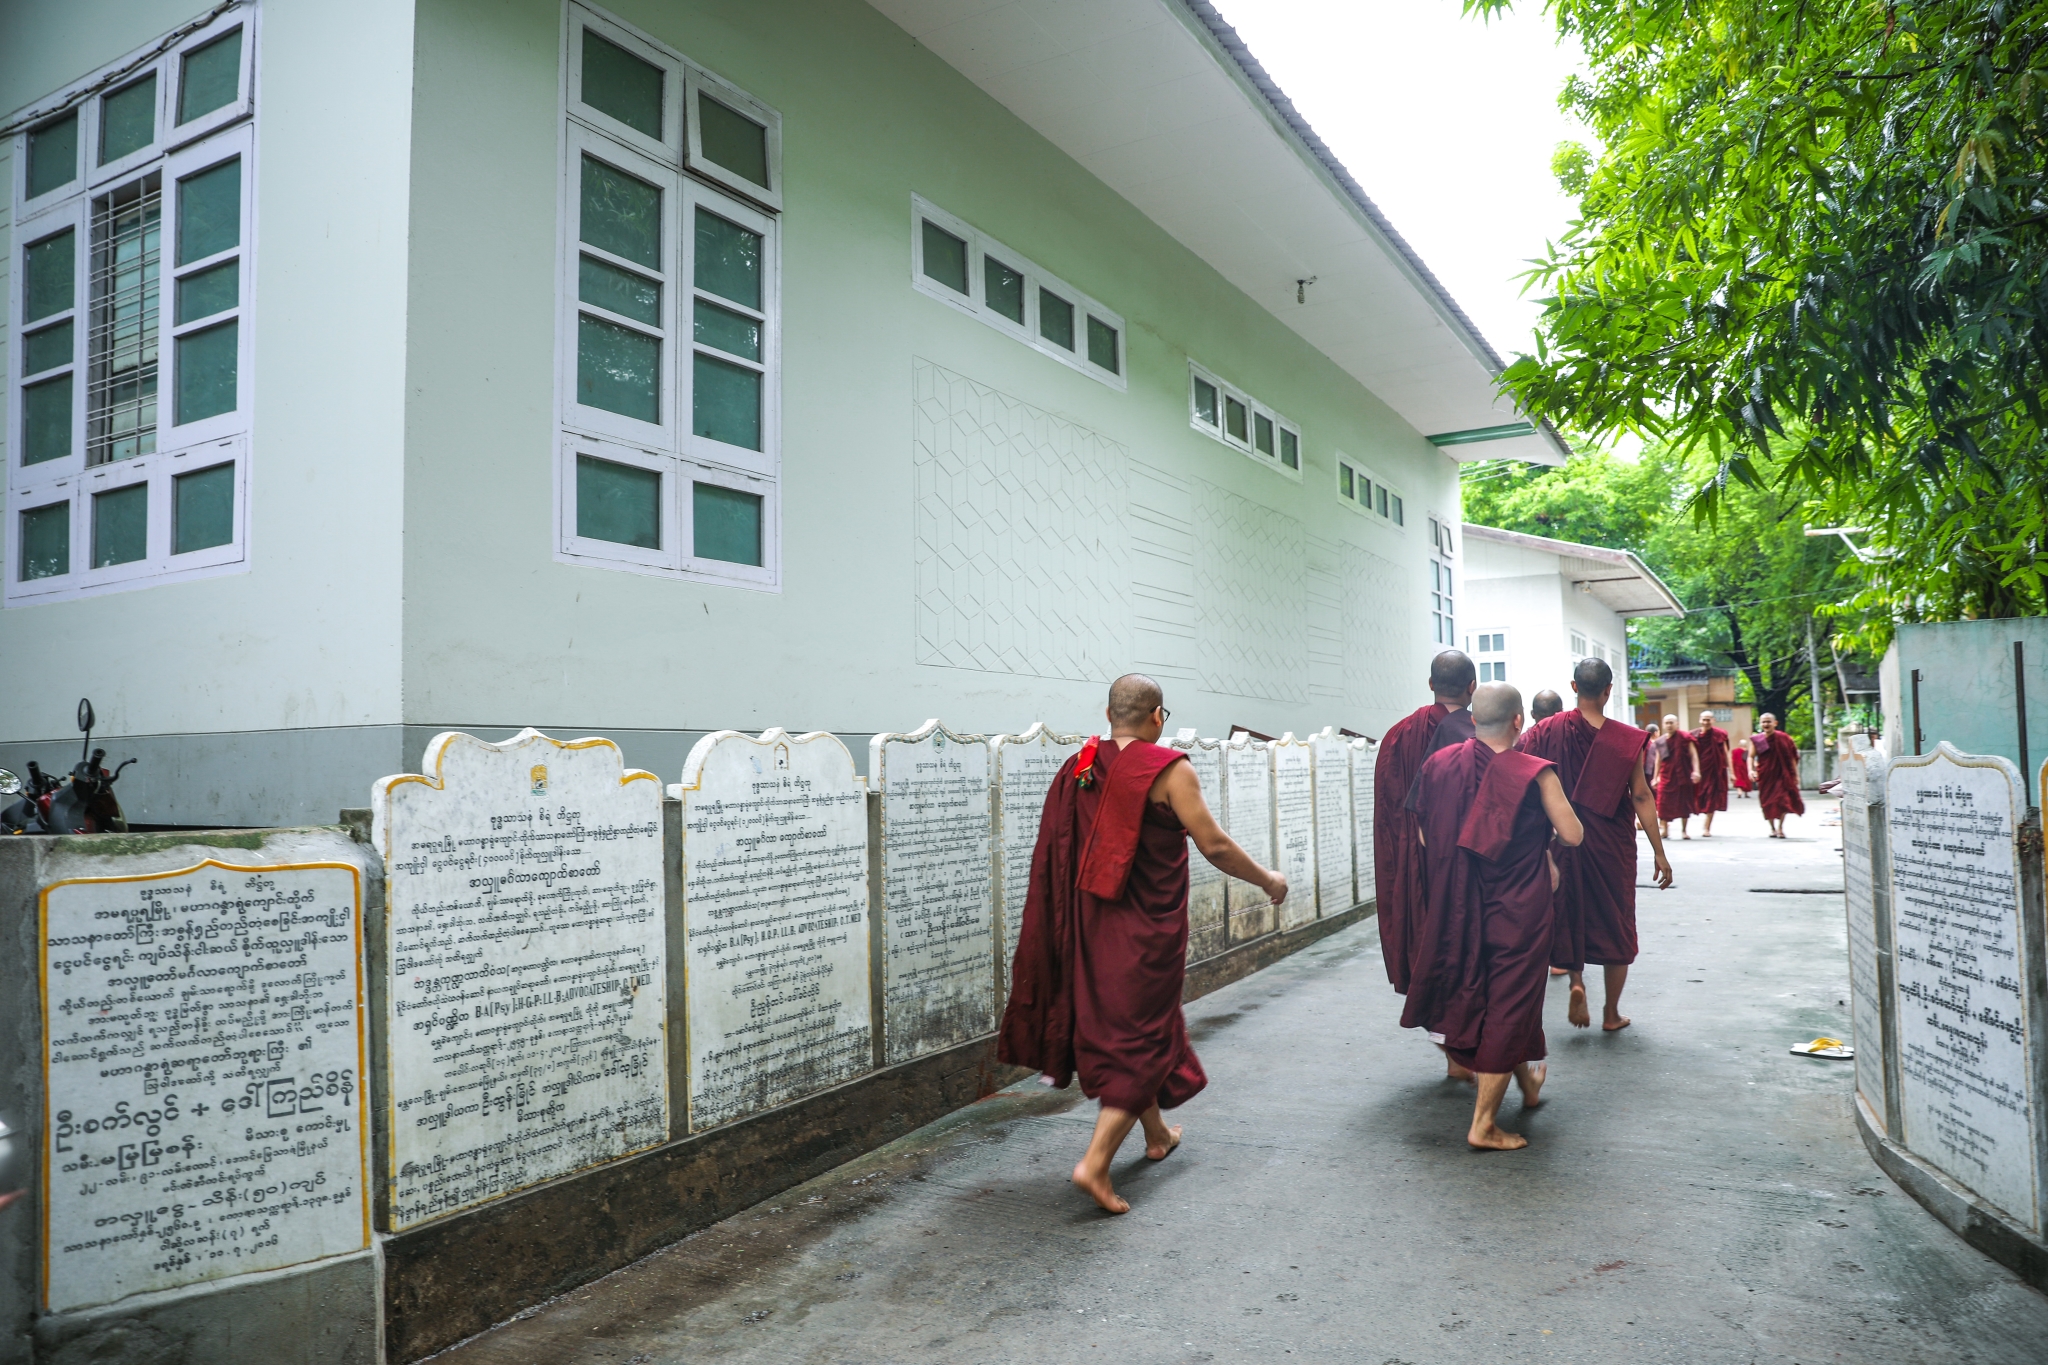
top-left (78, 698), bottom-right (95, 733)
top-left (0, 769), bottom-right (19, 797)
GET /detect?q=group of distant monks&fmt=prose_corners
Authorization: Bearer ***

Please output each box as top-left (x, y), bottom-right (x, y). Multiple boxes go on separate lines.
top-left (999, 661), bottom-right (1808, 1212)
top-left (1646, 708), bottom-right (1807, 841)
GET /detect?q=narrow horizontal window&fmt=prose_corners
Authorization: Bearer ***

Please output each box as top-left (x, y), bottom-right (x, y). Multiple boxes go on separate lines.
top-left (1280, 428), bottom-right (1298, 469)
top-left (22, 376), bottom-right (74, 464)
top-left (174, 318), bottom-right (238, 424)
top-left (25, 321), bottom-right (75, 376)
top-left (582, 30), bottom-right (663, 138)
top-left (20, 503), bottom-right (71, 580)
top-left (178, 27), bottom-right (243, 125)
top-left (173, 462), bottom-right (235, 553)
top-left (581, 156), bottom-right (662, 268)
top-left (1392, 494), bottom-right (1404, 525)
top-left (101, 74), bottom-right (158, 165)
top-left (1193, 378), bottom-right (1218, 426)
top-left (577, 314), bottom-right (661, 421)
top-left (1376, 485), bottom-right (1389, 517)
top-left (1087, 315), bottom-right (1118, 374)
top-left (1224, 396), bottom-right (1247, 443)
top-left (697, 94), bottom-right (768, 188)
top-left (576, 453), bottom-right (661, 548)
top-left (579, 255), bottom-right (660, 325)
top-left (693, 481), bottom-right (762, 565)
top-left (985, 257), bottom-right (1025, 324)
top-left (921, 219), bottom-right (968, 294)
top-left (1039, 289), bottom-right (1074, 350)
top-left (24, 229), bottom-right (77, 323)
top-left (1253, 412), bottom-right (1274, 456)
top-left (28, 113), bottom-right (79, 198)
top-left (92, 483), bottom-right (149, 567)
top-left (174, 260), bottom-right (238, 323)
top-left (693, 299), bottom-right (760, 359)
top-left (177, 158), bottom-right (241, 264)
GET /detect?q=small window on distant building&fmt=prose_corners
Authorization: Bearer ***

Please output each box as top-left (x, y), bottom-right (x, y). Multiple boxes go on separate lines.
top-left (1571, 630), bottom-right (1588, 657)
top-left (985, 257), bottom-right (1025, 323)
top-left (1038, 288), bottom-right (1075, 350)
top-left (1339, 464), bottom-right (1354, 498)
top-left (1086, 314), bottom-right (1119, 373)
top-left (921, 219), bottom-right (968, 294)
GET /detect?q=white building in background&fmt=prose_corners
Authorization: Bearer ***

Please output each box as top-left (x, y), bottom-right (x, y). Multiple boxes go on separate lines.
top-left (1458, 523), bottom-right (1685, 720)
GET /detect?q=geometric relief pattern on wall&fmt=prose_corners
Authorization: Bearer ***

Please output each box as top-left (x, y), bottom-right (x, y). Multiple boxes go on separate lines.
top-left (1341, 540), bottom-right (1409, 712)
top-left (1306, 534), bottom-right (1346, 704)
top-left (912, 359), bottom-right (1131, 682)
top-left (1192, 477), bottom-right (1308, 704)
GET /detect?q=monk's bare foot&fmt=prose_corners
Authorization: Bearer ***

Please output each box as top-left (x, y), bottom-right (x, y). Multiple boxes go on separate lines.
top-left (1447, 1059), bottom-right (1475, 1083)
top-left (1144, 1125), bottom-right (1183, 1161)
top-left (1467, 1121), bottom-right (1528, 1151)
top-left (1550, 966), bottom-right (1569, 977)
top-left (1517, 1062), bottom-right (1547, 1108)
top-left (1072, 1162), bottom-right (1129, 1214)
top-left (1568, 984), bottom-right (1590, 1029)
top-left (1603, 1013), bottom-right (1631, 1032)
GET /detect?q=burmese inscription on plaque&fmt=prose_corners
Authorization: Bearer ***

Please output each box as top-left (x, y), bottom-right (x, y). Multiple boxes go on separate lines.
top-left (1271, 736), bottom-right (1318, 932)
top-left (374, 730), bottom-right (667, 1230)
top-left (1839, 749), bottom-right (1892, 1130)
top-left (991, 724), bottom-right (1084, 993)
top-left (678, 729), bottom-right (872, 1131)
top-left (1350, 738), bottom-right (1377, 906)
top-left (1223, 736), bottom-right (1275, 940)
top-left (1886, 743), bottom-right (2041, 1231)
top-left (1171, 732), bottom-right (1228, 962)
top-left (872, 720), bottom-right (995, 1065)
top-left (1309, 728), bottom-right (1354, 918)
top-left (39, 851), bottom-right (370, 1313)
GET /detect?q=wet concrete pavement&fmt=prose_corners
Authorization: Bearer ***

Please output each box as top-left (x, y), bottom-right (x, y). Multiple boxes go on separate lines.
top-left (432, 795), bottom-right (2048, 1363)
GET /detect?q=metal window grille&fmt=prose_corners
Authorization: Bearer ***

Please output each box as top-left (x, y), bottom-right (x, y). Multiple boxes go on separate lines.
top-left (87, 174), bottom-right (161, 465)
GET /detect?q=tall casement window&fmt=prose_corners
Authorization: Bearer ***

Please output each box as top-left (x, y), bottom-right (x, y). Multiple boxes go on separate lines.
top-left (559, 2), bottom-right (781, 589)
top-left (1427, 515), bottom-right (1455, 645)
top-left (7, 6), bottom-right (255, 605)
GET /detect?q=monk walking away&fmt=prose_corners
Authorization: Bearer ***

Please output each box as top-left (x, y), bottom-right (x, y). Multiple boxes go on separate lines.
top-left (998, 674), bottom-right (1287, 1215)
top-left (1749, 713), bottom-right (1806, 838)
top-left (1516, 659), bottom-right (1673, 1032)
top-left (1404, 683), bottom-right (1584, 1150)
top-left (1691, 711), bottom-right (1732, 836)
top-left (1654, 714), bottom-right (1702, 840)
top-left (1373, 650), bottom-right (1478, 1078)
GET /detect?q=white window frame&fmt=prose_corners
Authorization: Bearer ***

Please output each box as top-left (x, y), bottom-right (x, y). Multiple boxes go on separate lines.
top-left (1332, 453), bottom-right (1403, 527)
top-left (911, 194), bottom-right (1126, 391)
top-left (1467, 629), bottom-right (1509, 683)
top-left (556, 0), bottom-right (783, 592)
top-left (1570, 629), bottom-right (1589, 658)
top-left (1427, 515), bottom-right (1456, 647)
top-left (6, 4), bottom-right (257, 608)
top-left (1187, 360), bottom-right (1299, 479)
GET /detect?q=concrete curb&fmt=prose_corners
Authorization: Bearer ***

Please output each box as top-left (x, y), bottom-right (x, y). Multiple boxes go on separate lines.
top-left (1853, 1092), bottom-right (2048, 1293)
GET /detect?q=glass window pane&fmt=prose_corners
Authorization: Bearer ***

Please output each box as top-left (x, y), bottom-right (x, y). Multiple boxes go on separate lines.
top-left (177, 158), bottom-right (241, 264)
top-left (579, 255), bottom-right (660, 325)
top-left (174, 462), bottom-right (235, 553)
top-left (28, 113), bottom-right (78, 198)
top-left (1039, 289), bottom-right (1074, 349)
top-left (1280, 428), bottom-right (1299, 469)
top-left (692, 352), bottom-right (761, 449)
top-left (175, 319), bottom-right (237, 424)
top-left (100, 74), bottom-right (157, 164)
top-left (1254, 413), bottom-right (1274, 455)
top-left (22, 374), bottom-right (73, 465)
top-left (1193, 378), bottom-right (1218, 426)
top-left (985, 257), bottom-right (1025, 323)
top-left (1087, 316), bottom-right (1118, 373)
top-left (179, 27), bottom-right (243, 124)
top-left (1358, 477), bottom-right (1371, 504)
top-left (92, 483), bottom-right (149, 567)
top-left (581, 31), bottom-right (663, 139)
top-left (24, 229), bottom-right (76, 324)
top-left (1225, 396), bottom-right (1248, 443)
top-left (695, 210), bottom-right (761, 308)
top-left (1393, 494), bottom-right (1404, 525)
top-left (25, 321), bottom-right (74, 376)
top-left (693, 481), bottom-right (762, 566)
top-left (693, 299), bottom-right (760, 360)
top-left (921, 220), bottom-right (967, 294)
top-left (175, 260), bottom-right (239, 323)
top-left (87, 182), bottom-right (161, 465)
top-left (580, 156), bottom-right (662, 269)
top-left (697, 94), bottom-right (768, 187)
top-left (1376, 486), bottom-right (1389, 516)
top-left (576, 454), bottom-right (661, 549)
top-left (1339, 465), bottom-right (1353, 498)
top-left (577, 314), bottom-right (661, 422)
top-left (20, 503), bottom-right (70, 580)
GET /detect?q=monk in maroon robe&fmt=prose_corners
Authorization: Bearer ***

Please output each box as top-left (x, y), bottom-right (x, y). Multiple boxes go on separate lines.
top-left (1000, 673), bottom-right (1287, 1214)
top-left (1692, 712), bottom-right (1731, 835)
top-left (1750, 713), bottom-right (1806, 837)
top-left (1405, 683), bottom-right (1585, 1149)
top-left (1516, 658), bottom-right (1674, 1031)
top-left (1653, 715), bottom-right (1702, 839)
top-left (1731, 744), bottom-right (1753, 795)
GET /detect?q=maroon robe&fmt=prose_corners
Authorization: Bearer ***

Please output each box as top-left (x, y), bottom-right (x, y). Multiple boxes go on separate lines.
top-left (1517, 711), bottom-right (1649, 967)
top-left (1654, 729), bottom-right (1697, 820)
top-left (1752, 730), bottom-right (1806, 821)
top-left (1693, 726), bottom-right (1731, 811)
top-left (1732, 746), bottom-right (1753, 793)
top-left (1401, 740), bottom-right (1557, 1073)
top-left (1373, 702), bottom-right (1451, 992)
top-left (999, 737), bottom-right (1207, 1113)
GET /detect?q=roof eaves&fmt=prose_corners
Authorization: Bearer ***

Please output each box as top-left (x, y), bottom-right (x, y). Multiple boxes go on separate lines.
top-left (1461, 522), bottom-right (1687, 618)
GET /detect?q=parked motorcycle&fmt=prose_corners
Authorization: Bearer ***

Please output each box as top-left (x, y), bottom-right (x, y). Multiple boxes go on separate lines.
top-left (0, 699), bottom-right (133, 835)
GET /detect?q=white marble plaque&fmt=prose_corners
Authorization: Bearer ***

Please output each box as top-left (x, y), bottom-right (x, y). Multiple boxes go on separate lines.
top-left (871, 720), bottom-right (995, 1065)
top-left (677, 730), bottom-right (872, 1131)
top-left (1840, 748), bottom-right (1891, 1130)
top-left (991, 724), bottom-right (1084, 997)
top-left (1168, 731), bottom-right (1228, 962)
top-left (1350, 737), bottom-right (1377, 908)
top-left (1272, 736), bottom-right (1318, 932)
top-left (40, 855), bottom-right (369, 1313)
top-left (1223, 735), bottom-right (1275, 941)
top-left (1309, 727), bottom-right (1354, 918)
top-left (373, 730), bottom-right (666, 1230)
top-left (1886, 743), bottom-right (2041, 1231)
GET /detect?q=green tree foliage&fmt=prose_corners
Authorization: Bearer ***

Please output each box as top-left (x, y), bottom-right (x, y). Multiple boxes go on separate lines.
top-left (1462, 447), bottom-right (1843, 718)
top-left (1470, 0), bottom-right (2048, 624)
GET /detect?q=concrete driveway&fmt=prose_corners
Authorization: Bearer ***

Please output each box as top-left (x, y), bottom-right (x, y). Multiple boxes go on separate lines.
top-left (433, 794), bottom-right (2048, 1363)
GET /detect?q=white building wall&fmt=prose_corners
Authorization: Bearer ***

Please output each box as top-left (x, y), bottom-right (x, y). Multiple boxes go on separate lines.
top-left (1462, 536), bottom-right (1632, 722)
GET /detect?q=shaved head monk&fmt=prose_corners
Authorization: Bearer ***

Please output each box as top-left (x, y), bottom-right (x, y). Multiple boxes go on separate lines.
top-left (1405, 683), bottom-right (1584, 1149)
top-left (1691, 712), bottom-right (1731, 835)
top-left (1515, 659), bottom-right (1673, 1031)
top-left (999, 673), bottom-right (1287, 1214)
top-left (1373, 650), bottom-right (1479, 1077)
top-left (1654, 714), bottom-right (1702, 840)
top-left (1750, 713), bottom-right (1806, 838)
top-left (1530, 689), bottom-right (1564, 723)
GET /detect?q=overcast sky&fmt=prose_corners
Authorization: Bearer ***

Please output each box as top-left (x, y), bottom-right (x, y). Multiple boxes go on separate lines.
top-left (1215, 0), bottom-right (1591, 364)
